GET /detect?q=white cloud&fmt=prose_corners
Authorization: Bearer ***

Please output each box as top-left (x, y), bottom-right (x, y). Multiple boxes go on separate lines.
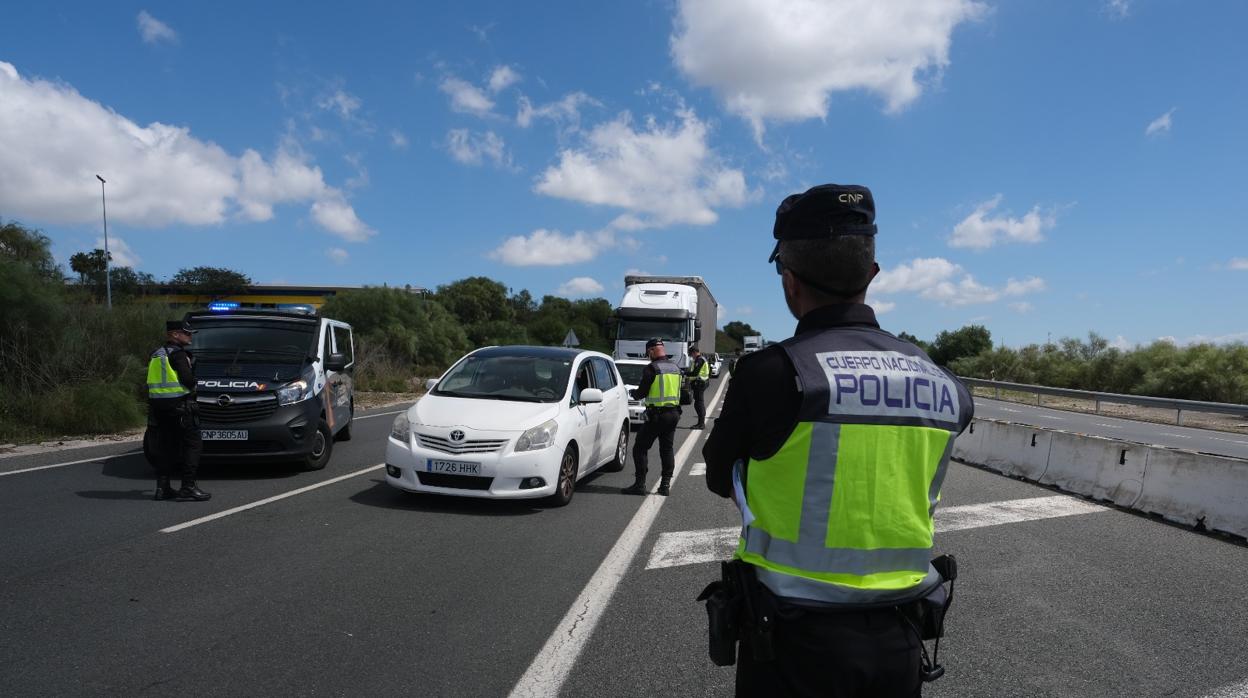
top-left (390, 129), bottom-right (409, 149)
top-left (873, 300), bottom-right (897, 314)
top-left (949, 195), bottom-right (1054, 250)
top-left (445, 129), bottom-right (510, 168)
top-left (872, 257), bottom-right (1046, 306)
top-left (440, 77), bottom-right (494, 116)
top-left (491, 229), bottom-right (615, 266)
top-left (517, 92), bottom-right (599, 130)
top-left (319, 89), bottom-right (361, 120)
top-left (535, 109), bottom-right (750, 228)
top-left (137, 10), bottom-right (177, 45)
top-left (488, 66), bottom-right (521, 93)
top-left (736, 306), bottom-right (754, 316)
top-left (1109, 335), bottom-right (1132, 350)
top-left (557, 276), bottom-right (605, 297)
top-left (0, 62), bottom-right (370, 240)
top-left (95, 236), bottom-right (141, 268)
top-left (1105, 0), bottom-right (1131, 19)
top-left (671, 0), bottom-right (986, 139)
top-left (326, 248), bottom-right (349, 265)
top-left (310, 192), bottom-right (374, 242)
top-left (1228, 258), bottom-right (1248, 271)
top-left (1008, 301), bottom-right (1033, 314)
top-left (1145, 108), bottom-right (1176, 137)
top-left (343, 153), bottom-right (369, 189)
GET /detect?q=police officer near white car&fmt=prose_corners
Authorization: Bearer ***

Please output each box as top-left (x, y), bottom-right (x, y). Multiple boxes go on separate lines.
top-left (621, 338), bottom-right (682, 497)
top-left (700, 184), bottom-right (973, 696)
top-left (146, 319), bottom-right (211, 502)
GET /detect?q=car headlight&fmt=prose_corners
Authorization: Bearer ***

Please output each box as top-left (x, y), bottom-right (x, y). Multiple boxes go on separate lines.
top-left (276, 379), bottom-right (313, 405)
top-left (516, 418), bottom-right (558, 452)
top-left (390, 413), bottom-right (411, 442)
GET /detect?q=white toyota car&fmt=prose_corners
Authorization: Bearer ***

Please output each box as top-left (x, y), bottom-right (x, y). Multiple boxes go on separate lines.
top-left (386, 346), bottom-right (630, 506)
top-left (613, 358), bottom-right (650, 429)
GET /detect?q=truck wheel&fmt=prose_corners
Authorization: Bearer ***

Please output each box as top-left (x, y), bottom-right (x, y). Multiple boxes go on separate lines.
top-left (303, 419), bottom-right (333, 471)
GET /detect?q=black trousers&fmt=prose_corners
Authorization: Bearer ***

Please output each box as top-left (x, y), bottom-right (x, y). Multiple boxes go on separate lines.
top-left (631, 408), bottom-right (680, 480)
top-left (736, 602), bottom-right (922, 698)
top-left (690, 380), bottom-right (708, 424)
top-left (150, 402), bottom-right (202, 482)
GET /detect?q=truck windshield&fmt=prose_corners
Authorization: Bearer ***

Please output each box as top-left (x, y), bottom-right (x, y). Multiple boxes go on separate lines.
top-left (190, 322), bottom-right (317, 363)
top-left (434, 355), bottom-right (572, 403)
top-left (617, 320), bottom-right (688, 342)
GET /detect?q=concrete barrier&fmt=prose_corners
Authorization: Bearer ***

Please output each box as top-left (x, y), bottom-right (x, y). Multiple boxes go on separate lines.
top-left (952, 418), bottom-right (1248, 539)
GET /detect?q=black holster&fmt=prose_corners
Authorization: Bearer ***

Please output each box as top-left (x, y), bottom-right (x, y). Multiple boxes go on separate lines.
top-left (696, 560), bottom-right (774, 667)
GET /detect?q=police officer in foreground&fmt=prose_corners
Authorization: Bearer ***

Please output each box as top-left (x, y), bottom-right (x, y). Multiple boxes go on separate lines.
top-left (686, 346), bottom-right (710, 429)
top-left (621, 338), bottom-right (682, 496)
top-left (147, 320), bottom-right (210, 502)
top-left (702, 184), bottom-right (973, 696)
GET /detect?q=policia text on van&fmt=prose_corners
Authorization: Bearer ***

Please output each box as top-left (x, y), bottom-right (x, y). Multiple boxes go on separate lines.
top-left (184, 309), bottom-right (355, 470)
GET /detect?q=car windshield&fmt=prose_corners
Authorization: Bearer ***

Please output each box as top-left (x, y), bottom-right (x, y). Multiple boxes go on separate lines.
top-left (433, 354), bottom-right (573, 403)
top-left (189, 322), bottom-right (317, 363)
top-left (616, 319), bottom-right (688, 342)
top-left (615, 362), bottom-right (646, 386)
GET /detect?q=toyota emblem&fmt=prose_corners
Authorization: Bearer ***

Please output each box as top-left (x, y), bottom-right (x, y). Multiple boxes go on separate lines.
top-left (217, 394), bottom-right (232, 407)
top-left (450, 430), bottom-right (465, 442)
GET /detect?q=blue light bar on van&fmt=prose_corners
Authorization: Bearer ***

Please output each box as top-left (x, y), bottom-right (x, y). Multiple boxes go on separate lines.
top-left (207, 301), bottom-right (240, 312)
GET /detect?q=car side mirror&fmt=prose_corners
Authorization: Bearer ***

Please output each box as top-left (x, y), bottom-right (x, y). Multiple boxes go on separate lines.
top-left (578, 388), bottom-right (603, 404)
top-left (424, 378), bottom-right (439, 392)
top-left (325, 353), bottom-right (349, 371)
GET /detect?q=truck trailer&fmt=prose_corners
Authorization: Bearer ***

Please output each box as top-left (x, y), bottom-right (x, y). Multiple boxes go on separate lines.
top-left (613, 275), bottom-right (717, 370)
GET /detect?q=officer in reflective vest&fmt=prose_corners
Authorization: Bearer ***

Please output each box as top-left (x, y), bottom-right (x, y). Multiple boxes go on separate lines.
top-left (622, 338), bottom-right (683, 496)
top-left (146, 319), bottom-right (210, 502)
top-left (703, 184), bottom-right (973, 696)
top-left (686, 346), bottom-right (711, 429)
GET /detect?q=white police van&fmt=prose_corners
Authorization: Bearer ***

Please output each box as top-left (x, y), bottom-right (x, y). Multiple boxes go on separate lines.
top-left (185, 307), bottom-right (354, 470)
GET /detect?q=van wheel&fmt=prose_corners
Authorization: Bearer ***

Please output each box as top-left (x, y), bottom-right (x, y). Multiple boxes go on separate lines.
top-left (303, 420), bottom-right (333, 471)
top-left (545, 446), bottom-right (578, 507)
top-left (336, 401), bottom-right (353, 441)
top-left (602, 423), bottom-right (628, 472)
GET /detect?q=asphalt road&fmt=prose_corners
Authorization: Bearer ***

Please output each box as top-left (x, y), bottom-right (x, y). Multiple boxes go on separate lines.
top-left (2, 389), bottom-right (1247, 697)
top-left (973, 397), bottom-right (1248, 458)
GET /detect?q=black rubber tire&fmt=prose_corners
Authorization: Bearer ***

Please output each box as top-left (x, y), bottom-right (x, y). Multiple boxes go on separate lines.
top-left (142, 427), bottom-right (157, 470)
top-left (602, 423), bottom-right (628, 472)
top-left (545, 445), bottom-right (578, 507)
top-left (303, 419), bottom-right (334, 471)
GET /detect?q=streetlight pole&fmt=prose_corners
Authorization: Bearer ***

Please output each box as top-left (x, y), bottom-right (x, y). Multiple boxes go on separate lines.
top-left (95, 174), bottom-right (112, 309)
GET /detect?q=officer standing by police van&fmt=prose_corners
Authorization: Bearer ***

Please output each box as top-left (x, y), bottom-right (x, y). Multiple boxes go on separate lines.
top-left (702, 184), bottom-right (973, 696)
top-left (621, 338), bottom-right (682, 497)
top-left (147, 320), bottom-right (210, 502)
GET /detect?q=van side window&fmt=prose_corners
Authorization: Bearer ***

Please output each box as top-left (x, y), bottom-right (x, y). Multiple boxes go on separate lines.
top-left (332, 325), bottom-right (353, 364)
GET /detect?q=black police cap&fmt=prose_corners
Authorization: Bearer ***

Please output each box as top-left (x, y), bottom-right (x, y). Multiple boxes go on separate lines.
top-left (645, 338), bottom-right (664, 350)
top-left (166, 320), bottom-right (195, 333)
top-left (770, 184), bottom-right (877, 262)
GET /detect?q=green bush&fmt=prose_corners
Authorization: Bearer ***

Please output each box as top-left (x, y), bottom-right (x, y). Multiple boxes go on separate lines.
top-left (24, 381), bottom-right (146, 435)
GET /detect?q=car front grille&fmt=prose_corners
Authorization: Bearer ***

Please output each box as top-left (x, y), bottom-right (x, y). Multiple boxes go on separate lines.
top-left (417, 472), bottom-right (495, 490)
top-left (416, 432), bottom-right (508, 455)
top-left (202, 440), bottom-right (283, 454)
top-left (198, 395), bottom-right (279, 424)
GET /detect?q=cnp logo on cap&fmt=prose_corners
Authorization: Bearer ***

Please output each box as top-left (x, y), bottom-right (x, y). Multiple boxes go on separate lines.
top-left (838, 193), bottom-right (864, 204)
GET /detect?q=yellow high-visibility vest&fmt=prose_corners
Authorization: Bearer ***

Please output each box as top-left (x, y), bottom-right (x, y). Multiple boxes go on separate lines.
top-left (147, 347), bottom-right (190, 400)
top-left (645, 361), bottom-right (682, 407)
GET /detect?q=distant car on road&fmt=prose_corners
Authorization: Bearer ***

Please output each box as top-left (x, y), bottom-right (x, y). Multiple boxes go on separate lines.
top-left (614, 358), bottom-right (650, 428)
top-left (386, 346), bottom-right (629, 506)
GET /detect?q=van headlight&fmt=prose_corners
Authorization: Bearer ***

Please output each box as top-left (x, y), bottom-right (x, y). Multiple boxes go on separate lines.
top-left (390, 413), bottom-right (411, 442)
top-left (276, 379), bottom-right (313, 405)
top-left (516, 419), bottom-right (558, 452)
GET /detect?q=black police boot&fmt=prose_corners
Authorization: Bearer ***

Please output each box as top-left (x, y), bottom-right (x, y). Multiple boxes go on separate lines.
top-left (154, 477), bottom-right (178, 501)
top-left (657, 478), bottom-right (671, 496)
top-left (620, 479), bottom-right (647, 495)
top-left (692, 422), bottom-right (705, 430)
top-left (176, 482), bottom-right (212, 502)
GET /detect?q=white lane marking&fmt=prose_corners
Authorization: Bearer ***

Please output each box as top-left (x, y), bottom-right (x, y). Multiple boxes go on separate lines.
top-left (1094, 423), bottom-right (1122, 429)
top-left (1202, 679), bottom-right (1248, 698)
top-left (1157, 433), bottom-right (1192, 439)
top-left (644, 495), bottom-right (1110, 570)
top-left (0, 450), bottom-right (141, 477)
top-left (689, 462), bottom-right (706, 476)
top-left (508, 375), bottom-right (729, 698)
top-left (355, 408), bottom-right (408, 420)
top-left (999, 407), bottom-right (1021, 413)
top-left (1037, 414), bottom-right (1066, 420)
top-left (160, 463), bottom-right (383, 534)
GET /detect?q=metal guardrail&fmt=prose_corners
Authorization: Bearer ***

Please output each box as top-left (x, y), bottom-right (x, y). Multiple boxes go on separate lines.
top-left (959, 377), bottom-right (1248, 426)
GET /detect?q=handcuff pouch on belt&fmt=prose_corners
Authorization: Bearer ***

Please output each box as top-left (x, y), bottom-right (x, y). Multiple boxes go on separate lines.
top-left (695, 560), bottom-right (774, 667)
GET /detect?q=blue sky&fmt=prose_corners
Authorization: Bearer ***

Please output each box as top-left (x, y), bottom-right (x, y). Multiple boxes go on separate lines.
top-left (2, 0), bottom-right (1244, 348)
